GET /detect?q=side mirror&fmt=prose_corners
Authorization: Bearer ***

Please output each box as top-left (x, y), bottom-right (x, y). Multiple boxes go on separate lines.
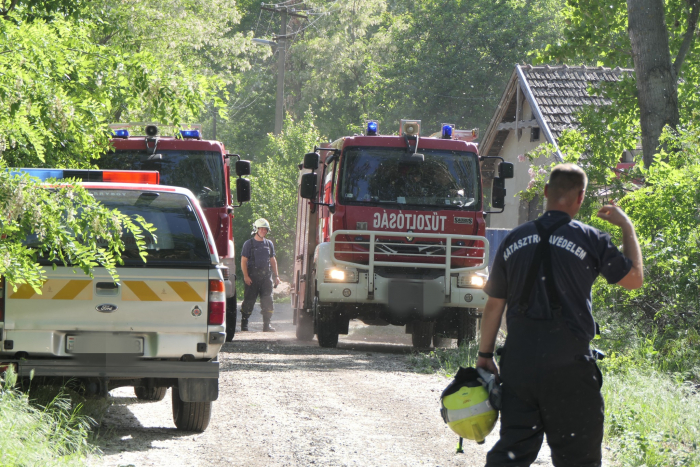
top-left (492, 178), bottom-right (506, 209)
top-left (303, 152), bottom-right (320, 170)
top-left (236, 178), bottom-right (251, 204)
top-left (300, 173), bottom-right (317, 199)
top-left (499, 162), bottom-right (514, 179)
top-left (235, 160), bottom-right (251, 177)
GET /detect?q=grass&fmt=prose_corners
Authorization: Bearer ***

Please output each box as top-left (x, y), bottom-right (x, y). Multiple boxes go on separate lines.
top-left (602, 368), bottom-right (700, 466)
top-left (0, 368), bottom-right (98, 466)
top-left (408, 340), bottom-right (480, 376)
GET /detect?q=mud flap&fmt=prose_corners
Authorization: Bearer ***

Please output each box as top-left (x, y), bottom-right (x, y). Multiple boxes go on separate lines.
top-left (177, 378), bottom-right (219, 402)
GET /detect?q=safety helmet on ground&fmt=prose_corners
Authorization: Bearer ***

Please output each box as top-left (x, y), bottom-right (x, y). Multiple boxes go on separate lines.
top-left (440, 367), bottom-right (499, 445)
top-left (252, 218), bottom-right (271, 234)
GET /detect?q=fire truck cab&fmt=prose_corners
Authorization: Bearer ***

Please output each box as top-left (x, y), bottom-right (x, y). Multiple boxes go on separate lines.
top-left (100, 123), bottom-right (251, 342)
top-left (292, 120), bottom-right (513, 349)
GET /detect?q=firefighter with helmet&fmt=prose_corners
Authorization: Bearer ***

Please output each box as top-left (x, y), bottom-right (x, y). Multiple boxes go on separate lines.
top-left (240, 218), bottom-right (281, 332)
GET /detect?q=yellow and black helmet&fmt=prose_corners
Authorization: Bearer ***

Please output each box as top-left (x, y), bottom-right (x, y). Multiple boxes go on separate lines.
top-left (440, 367), bottom-right (499, 445)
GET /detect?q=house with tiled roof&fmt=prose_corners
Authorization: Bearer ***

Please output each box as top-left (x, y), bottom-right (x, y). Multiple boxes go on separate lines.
top-left (480, 64), bottom-right (634, 229)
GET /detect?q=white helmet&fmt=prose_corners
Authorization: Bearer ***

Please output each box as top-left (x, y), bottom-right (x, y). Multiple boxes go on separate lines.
top-left (252, 218), bottom-right (271, 234)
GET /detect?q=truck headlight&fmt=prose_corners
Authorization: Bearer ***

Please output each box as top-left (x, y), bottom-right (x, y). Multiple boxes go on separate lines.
top-left (324, 268), bottom-right (359, 283)
top-left (457, 273), bottom-right (487, 288)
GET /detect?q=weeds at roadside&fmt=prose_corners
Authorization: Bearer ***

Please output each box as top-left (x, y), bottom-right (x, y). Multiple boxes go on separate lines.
top-left (0, 367), bottom-right (99, 465)
top-left (408, 340), bottom-right (480, 377)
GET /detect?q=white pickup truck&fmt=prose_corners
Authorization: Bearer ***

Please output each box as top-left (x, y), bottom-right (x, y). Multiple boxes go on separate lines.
top-left (0, 177), bottom-right (225, 432)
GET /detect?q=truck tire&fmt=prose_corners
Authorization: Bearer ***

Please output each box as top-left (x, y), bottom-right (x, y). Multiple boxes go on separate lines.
top-left (295, 308), bottom-right (315, 341)
top-left (457, 309), bottom-right (478, 347)
top-left (171, 387), bottom-right (212, 432)
top-left (412, 321), bottom-right (434, 349)
top-left (134, 386), bottom-right (167, 401)
top-left (316, 303), bottom-right (339, 348)
top-left (225, 294), bottom-right (237, 342)
top-left (433, 333), bottom-right (453, 348)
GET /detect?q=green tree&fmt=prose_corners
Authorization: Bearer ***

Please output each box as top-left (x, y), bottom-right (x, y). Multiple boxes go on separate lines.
top-left (233, 110), bottom-right (321, 279)
top-left (541, 0), bottom-right (700, 167)
top-left (0, 161), bottom-right (151, 291)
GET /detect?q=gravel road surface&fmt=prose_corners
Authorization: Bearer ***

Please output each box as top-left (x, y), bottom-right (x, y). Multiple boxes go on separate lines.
top-left (91, 303), bottom-right (555, 467)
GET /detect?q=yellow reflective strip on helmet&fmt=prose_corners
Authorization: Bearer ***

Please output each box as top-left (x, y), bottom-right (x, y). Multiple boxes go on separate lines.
top-left (443, 400), bottom-right (494, 423)
top-left (123, 281), bottom-right (161, 301)
top-left (167, 281), bottom-right (205, 302)
top-left (52, 280), bottom-right (92, 300)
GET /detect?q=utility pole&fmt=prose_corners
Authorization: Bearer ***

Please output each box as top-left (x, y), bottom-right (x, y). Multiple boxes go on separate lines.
top-left (259, 5), bottom-right (307, 135)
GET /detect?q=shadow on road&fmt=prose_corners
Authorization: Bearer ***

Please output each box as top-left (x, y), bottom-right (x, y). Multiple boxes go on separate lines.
top-left (92, 396), bottom-right (196, 457)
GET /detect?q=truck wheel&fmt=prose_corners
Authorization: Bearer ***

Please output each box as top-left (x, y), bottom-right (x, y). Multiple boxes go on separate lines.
top-left (316, 304), bottom-right (339, 348)
top-left (457, 310), bottom-right (478, 347)
top-left (433, 333), bottom-right (453, 348)
top-left (225, 294), bottom-right (237, 342)
top-left (412, 321), bottom-right (434, 349)
top-left (134, 386), bottom-right (167, 401)
top-left (171, 387), bottom-right (212, 432)
top-left (295, 308), bottom-right (315, 341)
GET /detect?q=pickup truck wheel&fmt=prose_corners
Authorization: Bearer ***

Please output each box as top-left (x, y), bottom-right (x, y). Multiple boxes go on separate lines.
top-left (412, 321), bottom-right (434, 349)
top-left (316, 303), bottom-right (339, 348)
top-left (171, 387), bottom-right (212, 432)
top-left (295, 308), bottom-right (315, 341)
top-left (225, 294), bottom-right (237, 342)
top-left (457, 310), bottom-right (478, 347)
top-left (134, 386), bottom-right (167, 401)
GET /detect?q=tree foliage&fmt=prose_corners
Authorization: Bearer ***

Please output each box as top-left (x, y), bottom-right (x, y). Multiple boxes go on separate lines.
top-left (0, 160), bottom-right (151, 290)
top-left (233, 110), bottom-right (321, 279)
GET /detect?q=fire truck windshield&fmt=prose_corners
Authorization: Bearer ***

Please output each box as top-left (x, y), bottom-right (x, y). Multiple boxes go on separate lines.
top-left (97, 150), bottom-right (226, 208)
top-left (339, 147), bottom-right (480, 210)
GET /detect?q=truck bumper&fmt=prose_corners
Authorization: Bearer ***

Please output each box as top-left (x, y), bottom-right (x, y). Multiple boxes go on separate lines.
top-left (317, 274), bottom-right (487, 311)
top-left (7, 358), bottom-right (219, 379)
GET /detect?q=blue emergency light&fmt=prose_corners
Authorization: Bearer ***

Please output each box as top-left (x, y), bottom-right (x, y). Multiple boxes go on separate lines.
top-left (112, 129), bottom-right (130, 138)
top-left (12, 168), bottom-right (160, 184)
top-left (367, 121), bottom-right (378, 136)
top-left (442, 124), bottom-right (453, 139)
top-left (180, 129), bottom-right (201, 139)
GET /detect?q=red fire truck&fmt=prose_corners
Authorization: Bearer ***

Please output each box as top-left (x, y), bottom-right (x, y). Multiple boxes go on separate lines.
top-left (292, 120), bottom-right (513, 349)
top-left (100, 123), bottom-right (251, 342)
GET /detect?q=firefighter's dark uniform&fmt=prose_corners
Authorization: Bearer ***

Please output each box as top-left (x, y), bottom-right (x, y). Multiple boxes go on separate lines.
top-left (240, 237), bottom-right (276, 322)
top-left (484, 210), bottom-right (632, 467)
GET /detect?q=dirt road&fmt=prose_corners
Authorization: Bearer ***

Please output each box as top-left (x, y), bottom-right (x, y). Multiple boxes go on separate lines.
top-left (92, 303), bottom-right (554, 466)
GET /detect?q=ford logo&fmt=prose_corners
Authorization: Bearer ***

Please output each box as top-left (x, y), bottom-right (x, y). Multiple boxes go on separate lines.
top-left (96, 304), bottom-right (118, 313)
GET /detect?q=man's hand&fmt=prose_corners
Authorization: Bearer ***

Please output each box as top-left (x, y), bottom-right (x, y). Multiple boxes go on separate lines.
top-left (596, 205), bottom-right (631, 227)
top-left (273, 276), bottom-right (280, 287)
top-left (476, 356), bottom-right (500, 380)
top-left (244, 275), bottom-right (252, 286)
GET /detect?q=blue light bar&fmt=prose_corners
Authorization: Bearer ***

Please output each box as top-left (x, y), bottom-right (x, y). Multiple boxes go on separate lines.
top-left (12, 169), bottom-right (64, 181)
top-left (113, 129), bottom-right (130, 138)
top-left (367, 121), bottom-right (378, 136)
top-left (442, 124), bottom-right (453, 139)
top-left (180, 129), bottom-right (201, 139)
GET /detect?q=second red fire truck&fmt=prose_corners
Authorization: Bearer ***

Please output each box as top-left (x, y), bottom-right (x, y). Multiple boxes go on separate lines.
top-left (100, 123), bottom-right (251, 342)
top-left (292, 120), bottom-right (513, 349)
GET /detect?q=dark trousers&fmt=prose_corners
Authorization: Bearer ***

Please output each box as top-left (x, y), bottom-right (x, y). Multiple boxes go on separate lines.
top-left (241, 272), bottom-right (273, 319)
top-left (486, 315), bottom-right (604, 467)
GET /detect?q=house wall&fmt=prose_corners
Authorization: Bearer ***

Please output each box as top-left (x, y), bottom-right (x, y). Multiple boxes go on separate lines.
top-left (488, 100), bottom-right (543, 229)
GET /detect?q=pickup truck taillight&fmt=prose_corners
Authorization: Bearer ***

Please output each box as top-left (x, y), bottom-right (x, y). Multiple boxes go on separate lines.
top-left (208, 279), bottom-right (225, 325)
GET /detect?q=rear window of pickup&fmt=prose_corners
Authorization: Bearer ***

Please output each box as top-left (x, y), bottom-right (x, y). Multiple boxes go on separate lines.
top-left (31, 189), bottom-right (212, 268)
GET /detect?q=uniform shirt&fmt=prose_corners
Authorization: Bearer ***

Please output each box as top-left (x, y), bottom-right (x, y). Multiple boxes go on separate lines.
top-left (241, 237), bottom-right (276, 273)
top-left (485, 210), bottom-right (632, 342)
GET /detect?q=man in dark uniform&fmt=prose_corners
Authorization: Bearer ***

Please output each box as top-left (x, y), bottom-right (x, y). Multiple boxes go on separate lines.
top-left (477, 164), bottom-right (643, 466)
top-left (240, 218), bottom-right (280, 332)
